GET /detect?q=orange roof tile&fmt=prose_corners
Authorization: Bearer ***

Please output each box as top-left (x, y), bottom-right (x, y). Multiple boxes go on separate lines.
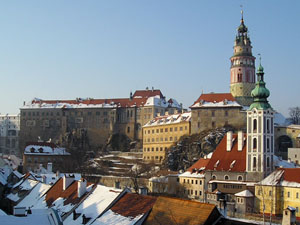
top-left (191, 93), bottom-right (237, 107)
top-left (205, 134), bottom-right (247, 172)
top-left (187, 158), bottom-right (210, 173)
top-left (144, 196), bottom-right (220, 225)
top-left (110, 193), bottom-right (156, 218)
top-left (280, 168), bottom-right (300, 183)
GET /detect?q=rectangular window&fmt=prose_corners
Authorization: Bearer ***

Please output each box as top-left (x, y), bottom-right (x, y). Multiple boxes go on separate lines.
top-left (165, 128), bottom-right (168, 132)
top-left (180, 127), bottom-right (183, 131)
top-left (175, 127), bottom-right (178, 131)
top-left (211, 110), bottom-right (215, 117)
top-left (170, 128), bottom-right (173, 132)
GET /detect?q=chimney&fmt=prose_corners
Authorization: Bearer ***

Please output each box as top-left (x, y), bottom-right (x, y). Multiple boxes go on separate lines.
top-left (226, 131), bottom-right (233, 151)
top-left (42, 175), bottom-right (47, 183)
top-left (238, 131), bottom-right (244, 151)
top-left (78, 179), bottom-right (87, 198)
top-left (47, 162), bottom-right (53, 173)
top-left (63, 174), bottom-right (75, 190)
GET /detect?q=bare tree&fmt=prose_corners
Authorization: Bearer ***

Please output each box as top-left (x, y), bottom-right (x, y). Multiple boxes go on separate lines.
top-left (289, 107), bottom-right (300, 125)
top-left (128, 160), bottom-right (155, 193)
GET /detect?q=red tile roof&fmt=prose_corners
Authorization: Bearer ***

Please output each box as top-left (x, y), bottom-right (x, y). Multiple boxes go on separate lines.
top-left (280, 168), bottom-right (300, 183)
top-left (45, 177), bottom-right (92, 207)
top-left (205, 134), bottom-right (247, 172)
top-left (110, 192), bottom-right (156, 218)
top-left (31, 98), bottom-right (150, 108)
top-left (30, 90), bottom-right (164, 108)
top-left (192, 93), bottom-right (236, 106)
top-left (187, 158), bottom-right (210, 173)
top-left (133, 89), bottom-right (163, 99)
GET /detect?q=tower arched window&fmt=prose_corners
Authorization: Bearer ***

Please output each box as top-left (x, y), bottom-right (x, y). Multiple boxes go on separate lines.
top-left (253, 138), bottom-right (257, 150)
top-left (267, 157), bottom-right (270, 168)
top-left (253, 119), bottom-right (257, 132)
top-left (267, 119), bottom-right (270, 133)
top-left (253, 157), bottom-right (257, 170)
top-left (238, 73), bottom-right (242, 82)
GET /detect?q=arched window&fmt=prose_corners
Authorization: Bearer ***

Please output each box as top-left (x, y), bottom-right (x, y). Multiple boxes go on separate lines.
top-left (237, 176), bottom-right (243, 181)
top-left (253, 119), bottom-right (257, 132)
top-left (267, 119), bottom-right (270, 133)
top-left (253, 157), bottom-right (257, 169)
top-left (267, 157), bottom-right (270, 168)
top-left (212, 175), bottom-right (216, 180)
top-left (253, 138), bottom-right (257, 150)
top-left (224, 175), bottom-right (229, 180)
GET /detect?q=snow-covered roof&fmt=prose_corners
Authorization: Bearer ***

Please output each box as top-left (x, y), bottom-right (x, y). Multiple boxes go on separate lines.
top-left (93, 193), bottom-right (156, 225)
top-left (274, 155), bottom-right (298, 168)
top-left (149, 176), bottom-right (169, 183)
top-left (190, 93), bottom-right (241, 108)
top-left (234, 190), bottom-right (254, 197)
top-left (274, 112), bottom-right (289, 126)
top-left (179, 171), bottom-right (205, 178)
top-left (0, 209), bottom-right (62, 225)
top-left (143, 112), bottom-right (191, 127)
top-left (258, 168), bottom-right (300, 187)
top-left (64, 185), bottom-right (122, 225)
top-left (17, 182), bottom-right (51, 209)
top-left (24, 144), bottom-right (70, 156)
top-left (209, 180), bottom-right (257, 186)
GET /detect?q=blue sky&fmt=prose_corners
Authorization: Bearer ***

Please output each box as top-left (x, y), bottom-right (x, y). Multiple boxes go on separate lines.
top-left (0, 1), bottom-right (299, 116)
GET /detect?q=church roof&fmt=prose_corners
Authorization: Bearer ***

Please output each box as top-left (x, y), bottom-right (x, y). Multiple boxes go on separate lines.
top-left (205, 133), bottom-right (247, 172)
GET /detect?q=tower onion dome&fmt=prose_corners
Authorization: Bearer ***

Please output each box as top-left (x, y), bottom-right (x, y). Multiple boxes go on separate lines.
top-left (238, 18), bottom-right (248, 33)
top-left (249, 63), bottom-right (272, 110)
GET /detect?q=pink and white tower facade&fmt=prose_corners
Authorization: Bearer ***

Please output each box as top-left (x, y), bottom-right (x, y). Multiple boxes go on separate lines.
top-left (230, 11), bottom-right (256, 106)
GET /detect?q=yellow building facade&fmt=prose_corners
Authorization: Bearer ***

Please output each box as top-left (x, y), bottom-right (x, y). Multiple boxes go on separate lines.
top-left (142, 112), bottom-right (191, 162)
top-left (255, 168), bottom-right (300, 219)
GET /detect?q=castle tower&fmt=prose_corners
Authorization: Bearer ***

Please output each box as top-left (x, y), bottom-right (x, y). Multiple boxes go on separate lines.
top-left (230, 11), bottom-right (256, 106)
top-left (246, 60), bottom-right (274, 180)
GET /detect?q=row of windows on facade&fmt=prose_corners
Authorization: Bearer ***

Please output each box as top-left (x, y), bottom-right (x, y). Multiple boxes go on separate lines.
top-left (0, 117), bottom-right (18, 120)
top-left (144, 126), bottom-right (187, 135)
top-left (25, 117), bottom-right (111, 127)
top-left (211, 175), bottom-right (244, 181)
top-left (251, 118), bottom-right (273, 134)
top-left (144, 147), bottom-right (167, 152)
top-left (26, 157), bottom-right (64, 163)
top-left (143, 156), bottom-right (164, 161)
top-left (257, 189), bottom-right (300, 201)
top-left (197, 110), bottom-right (229, 117)
top-left (182, 178), bottom-right (203, 185)
top-left (249, 156), bottom-right (272, 171)
top-left (144, 136), bottom-right (178, 143)
top-left (22, 111), bottom-right (111, 117)
top-left (198, 121), bottom-right (228, 129)
top-left (4, 139), bottom-right (17, 148)
top-left (184, 189), bottom-right (202, 196)
top-left (250, 137), bottom-right (273, 152)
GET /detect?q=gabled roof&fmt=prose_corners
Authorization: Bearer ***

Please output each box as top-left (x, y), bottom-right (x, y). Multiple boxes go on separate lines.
top-left (63, 185), bottom-right (122, 225)
top-left (190, 93), bottom-right (241, 108)
top-left (259, 168), bottom-right (300, 187)
top-left (45, 177), bottom-right (92, 207)
top-left (93, 192), bottom-right (156, 225)
top-left (143, 196), bottom-right (221, 225)
top-left (205, 134), bottom-right (247, 172)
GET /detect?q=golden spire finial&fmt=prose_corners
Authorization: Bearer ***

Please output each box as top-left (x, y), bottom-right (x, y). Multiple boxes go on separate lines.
top-left (240, 5), bottom-right (244, 21)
